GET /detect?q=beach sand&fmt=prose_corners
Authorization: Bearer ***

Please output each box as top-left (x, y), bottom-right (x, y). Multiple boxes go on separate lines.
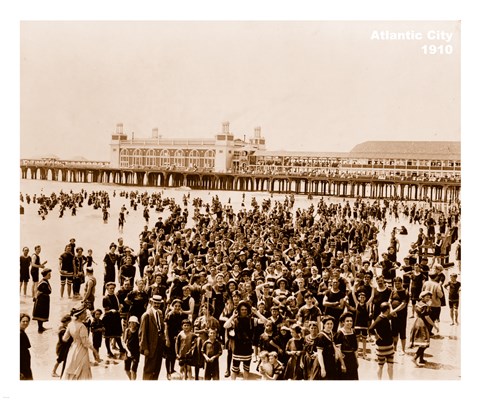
top-left (19, 179), bottom-right (461, 380)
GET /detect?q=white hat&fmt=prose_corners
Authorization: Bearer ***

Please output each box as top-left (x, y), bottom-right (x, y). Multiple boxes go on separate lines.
top-left (152, 295), bottom-right (163, 303)
top-left (128, 316), bottom-right (139, 324)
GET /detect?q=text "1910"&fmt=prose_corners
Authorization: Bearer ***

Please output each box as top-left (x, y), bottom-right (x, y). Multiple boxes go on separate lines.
top-left (421, 44), bottom-right (453, 55)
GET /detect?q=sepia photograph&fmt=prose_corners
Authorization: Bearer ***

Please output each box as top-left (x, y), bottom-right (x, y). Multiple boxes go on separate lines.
top-left (17, 19), bottom-right (463, 384)
top-left (4, 1), bottom-right (477, 396)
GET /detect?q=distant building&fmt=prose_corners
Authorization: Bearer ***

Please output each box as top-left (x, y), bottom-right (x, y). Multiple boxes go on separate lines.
top-left (249, 141), bottom-right (460, 180)
top-left (109, 122), bottom-right (460, 180)
top-left (109, 122), bottom-right (266, 173)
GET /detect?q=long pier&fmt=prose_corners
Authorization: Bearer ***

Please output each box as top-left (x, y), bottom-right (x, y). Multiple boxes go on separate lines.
top-left (20, 160), bottom-right (461, 202)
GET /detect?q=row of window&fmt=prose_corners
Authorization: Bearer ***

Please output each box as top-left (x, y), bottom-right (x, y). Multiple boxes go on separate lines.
top-left (250, 157), bottom-right (461, 168)
top-left (119, 148), bottom-right (215, 168)
top-left (119, 149), bottom-right (215, 158)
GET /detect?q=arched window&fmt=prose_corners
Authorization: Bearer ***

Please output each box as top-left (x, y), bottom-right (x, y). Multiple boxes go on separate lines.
top-left (160, 149), bottom-right (170, 167)
top-left (189, 149), bottom-right (201, 169)
top-left (204, 149), bottom-right (215, 169)
top-left (120, 149), bottom-right (129, 168)
top-left (146, 149), bottom-right (156, 167)
top-left (174, 149), bottom-right (185, 168)
top-left (133, 149), bottom-right (143, 167)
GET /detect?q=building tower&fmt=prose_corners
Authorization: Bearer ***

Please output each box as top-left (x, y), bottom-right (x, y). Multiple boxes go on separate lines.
top-left (109, 123), bottom-right (128, 168)
top-left (214, 121), bottom-right (235, 172)
top-left (250, 126), bottom-right (266, 150)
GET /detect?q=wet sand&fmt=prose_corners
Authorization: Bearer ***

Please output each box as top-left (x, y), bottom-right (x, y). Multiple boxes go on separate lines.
top-left (19, 179), bottom-right (461, 380)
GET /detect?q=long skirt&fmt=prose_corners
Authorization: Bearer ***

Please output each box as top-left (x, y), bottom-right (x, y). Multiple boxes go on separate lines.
top-left (340, 352), bottom-right (358, 380)
top-left (410, 317), bottom-right (430, 348)
top-left (62, 342), bottom-right (92, 380)
top-left (32, 293), bottom-right (50, 322)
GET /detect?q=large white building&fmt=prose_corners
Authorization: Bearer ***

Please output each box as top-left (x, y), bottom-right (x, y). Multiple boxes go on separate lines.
top-left (109, 122), bottom-right (266, 173)
top-left (109, 122), bottom-right (460, 181)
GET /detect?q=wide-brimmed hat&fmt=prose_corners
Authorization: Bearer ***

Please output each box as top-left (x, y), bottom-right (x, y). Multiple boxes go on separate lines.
top-left (70, 304), bottom-right (87, 317)
top-left (128, 316), bottom-right (139, 324)
top-left (276, 277), bottom-right (288, 286)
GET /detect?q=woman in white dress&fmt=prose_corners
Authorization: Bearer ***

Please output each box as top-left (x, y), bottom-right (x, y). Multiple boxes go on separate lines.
top-left (62, 305), bottom-right (100, 380)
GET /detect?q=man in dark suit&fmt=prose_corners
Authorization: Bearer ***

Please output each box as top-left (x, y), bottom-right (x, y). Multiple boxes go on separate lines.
top-left (139, 295), bottom-right (166, 380)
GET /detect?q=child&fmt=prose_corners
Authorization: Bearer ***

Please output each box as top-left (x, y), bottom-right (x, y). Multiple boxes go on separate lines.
top-left (258, 350), bottom-right (273, 380)
top-left (51, 314), bottom-right (72, 377)
top-left (284, 324), bottom-right (304, 380)
top-left (352, 290), bottom-right (371, 359)
top-left (201, 328), bottom-right (223, 380)
top-left (444, 273), bottom-right (461, 325)
top-left (86, 249), bottom-right (97, 268)
top-left (175, 319), bottom-right (197, 380)
top-left (123, 316), bottom-right (140, 380)
top-left (90, 309), bottom-right (104, 364)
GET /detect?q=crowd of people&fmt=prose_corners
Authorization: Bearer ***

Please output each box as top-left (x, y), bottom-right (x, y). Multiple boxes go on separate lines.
top-left (20, 189), bottom-right (461, 380)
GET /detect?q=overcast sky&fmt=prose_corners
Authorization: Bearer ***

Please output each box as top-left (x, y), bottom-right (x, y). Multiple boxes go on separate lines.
top-left (20, 20), bottom-right (460, 161)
